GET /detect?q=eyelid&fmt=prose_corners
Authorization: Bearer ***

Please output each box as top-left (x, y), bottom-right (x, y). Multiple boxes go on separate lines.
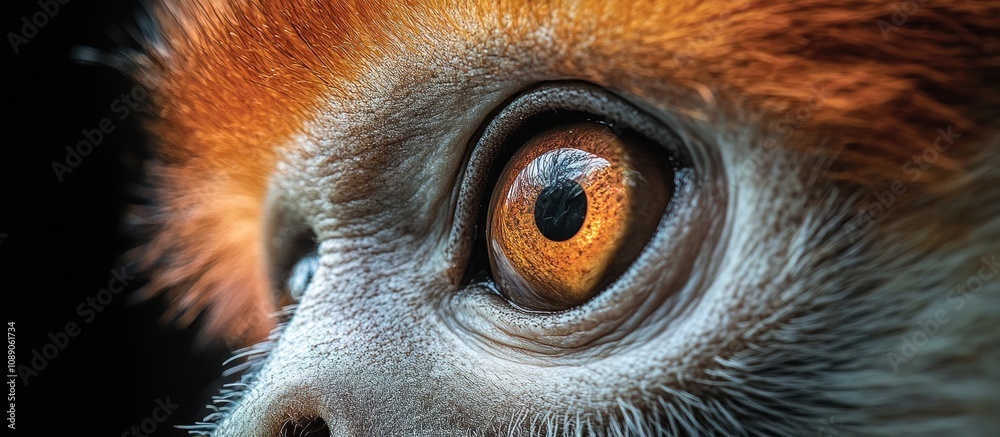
top-left (439, 82), bottom-right (729, 359)
top-left (448, 168), bottom-right (713, 360)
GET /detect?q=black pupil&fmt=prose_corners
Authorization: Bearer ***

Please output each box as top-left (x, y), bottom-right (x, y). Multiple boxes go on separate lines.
top-left (533, 179), bottom-right (587, 242)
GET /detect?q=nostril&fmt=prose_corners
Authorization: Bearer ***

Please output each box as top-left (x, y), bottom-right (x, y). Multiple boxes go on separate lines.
top-left (279, 417), bottom-right (331, 437)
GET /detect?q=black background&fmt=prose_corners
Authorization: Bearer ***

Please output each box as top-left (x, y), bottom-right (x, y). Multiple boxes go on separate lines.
top-left (3, 0), bottom-right (230, 435)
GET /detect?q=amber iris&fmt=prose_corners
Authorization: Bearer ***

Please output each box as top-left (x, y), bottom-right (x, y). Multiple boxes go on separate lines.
top-left (487, 122), bottom-right (672, 312)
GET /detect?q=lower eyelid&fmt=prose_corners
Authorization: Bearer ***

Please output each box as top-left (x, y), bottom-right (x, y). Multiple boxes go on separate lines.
top-left (442, 98), bottom-right (727, 359)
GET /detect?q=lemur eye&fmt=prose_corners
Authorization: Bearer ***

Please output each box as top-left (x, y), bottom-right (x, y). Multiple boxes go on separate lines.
top-left (486, 122), bottom-right (673, 312)
top-left (268, 219), bottom-right (318, 308)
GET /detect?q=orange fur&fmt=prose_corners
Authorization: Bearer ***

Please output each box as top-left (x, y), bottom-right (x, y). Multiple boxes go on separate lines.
top-left (135, 0), bottom-right (1000, 344)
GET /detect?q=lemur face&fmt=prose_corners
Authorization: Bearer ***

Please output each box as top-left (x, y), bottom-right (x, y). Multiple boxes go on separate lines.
top-left (131, 1), bottom-right (1000, 435)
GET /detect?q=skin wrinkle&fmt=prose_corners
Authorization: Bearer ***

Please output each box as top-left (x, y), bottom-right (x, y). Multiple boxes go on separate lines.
top-left (131, 0), bottom-right (1000, 435)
